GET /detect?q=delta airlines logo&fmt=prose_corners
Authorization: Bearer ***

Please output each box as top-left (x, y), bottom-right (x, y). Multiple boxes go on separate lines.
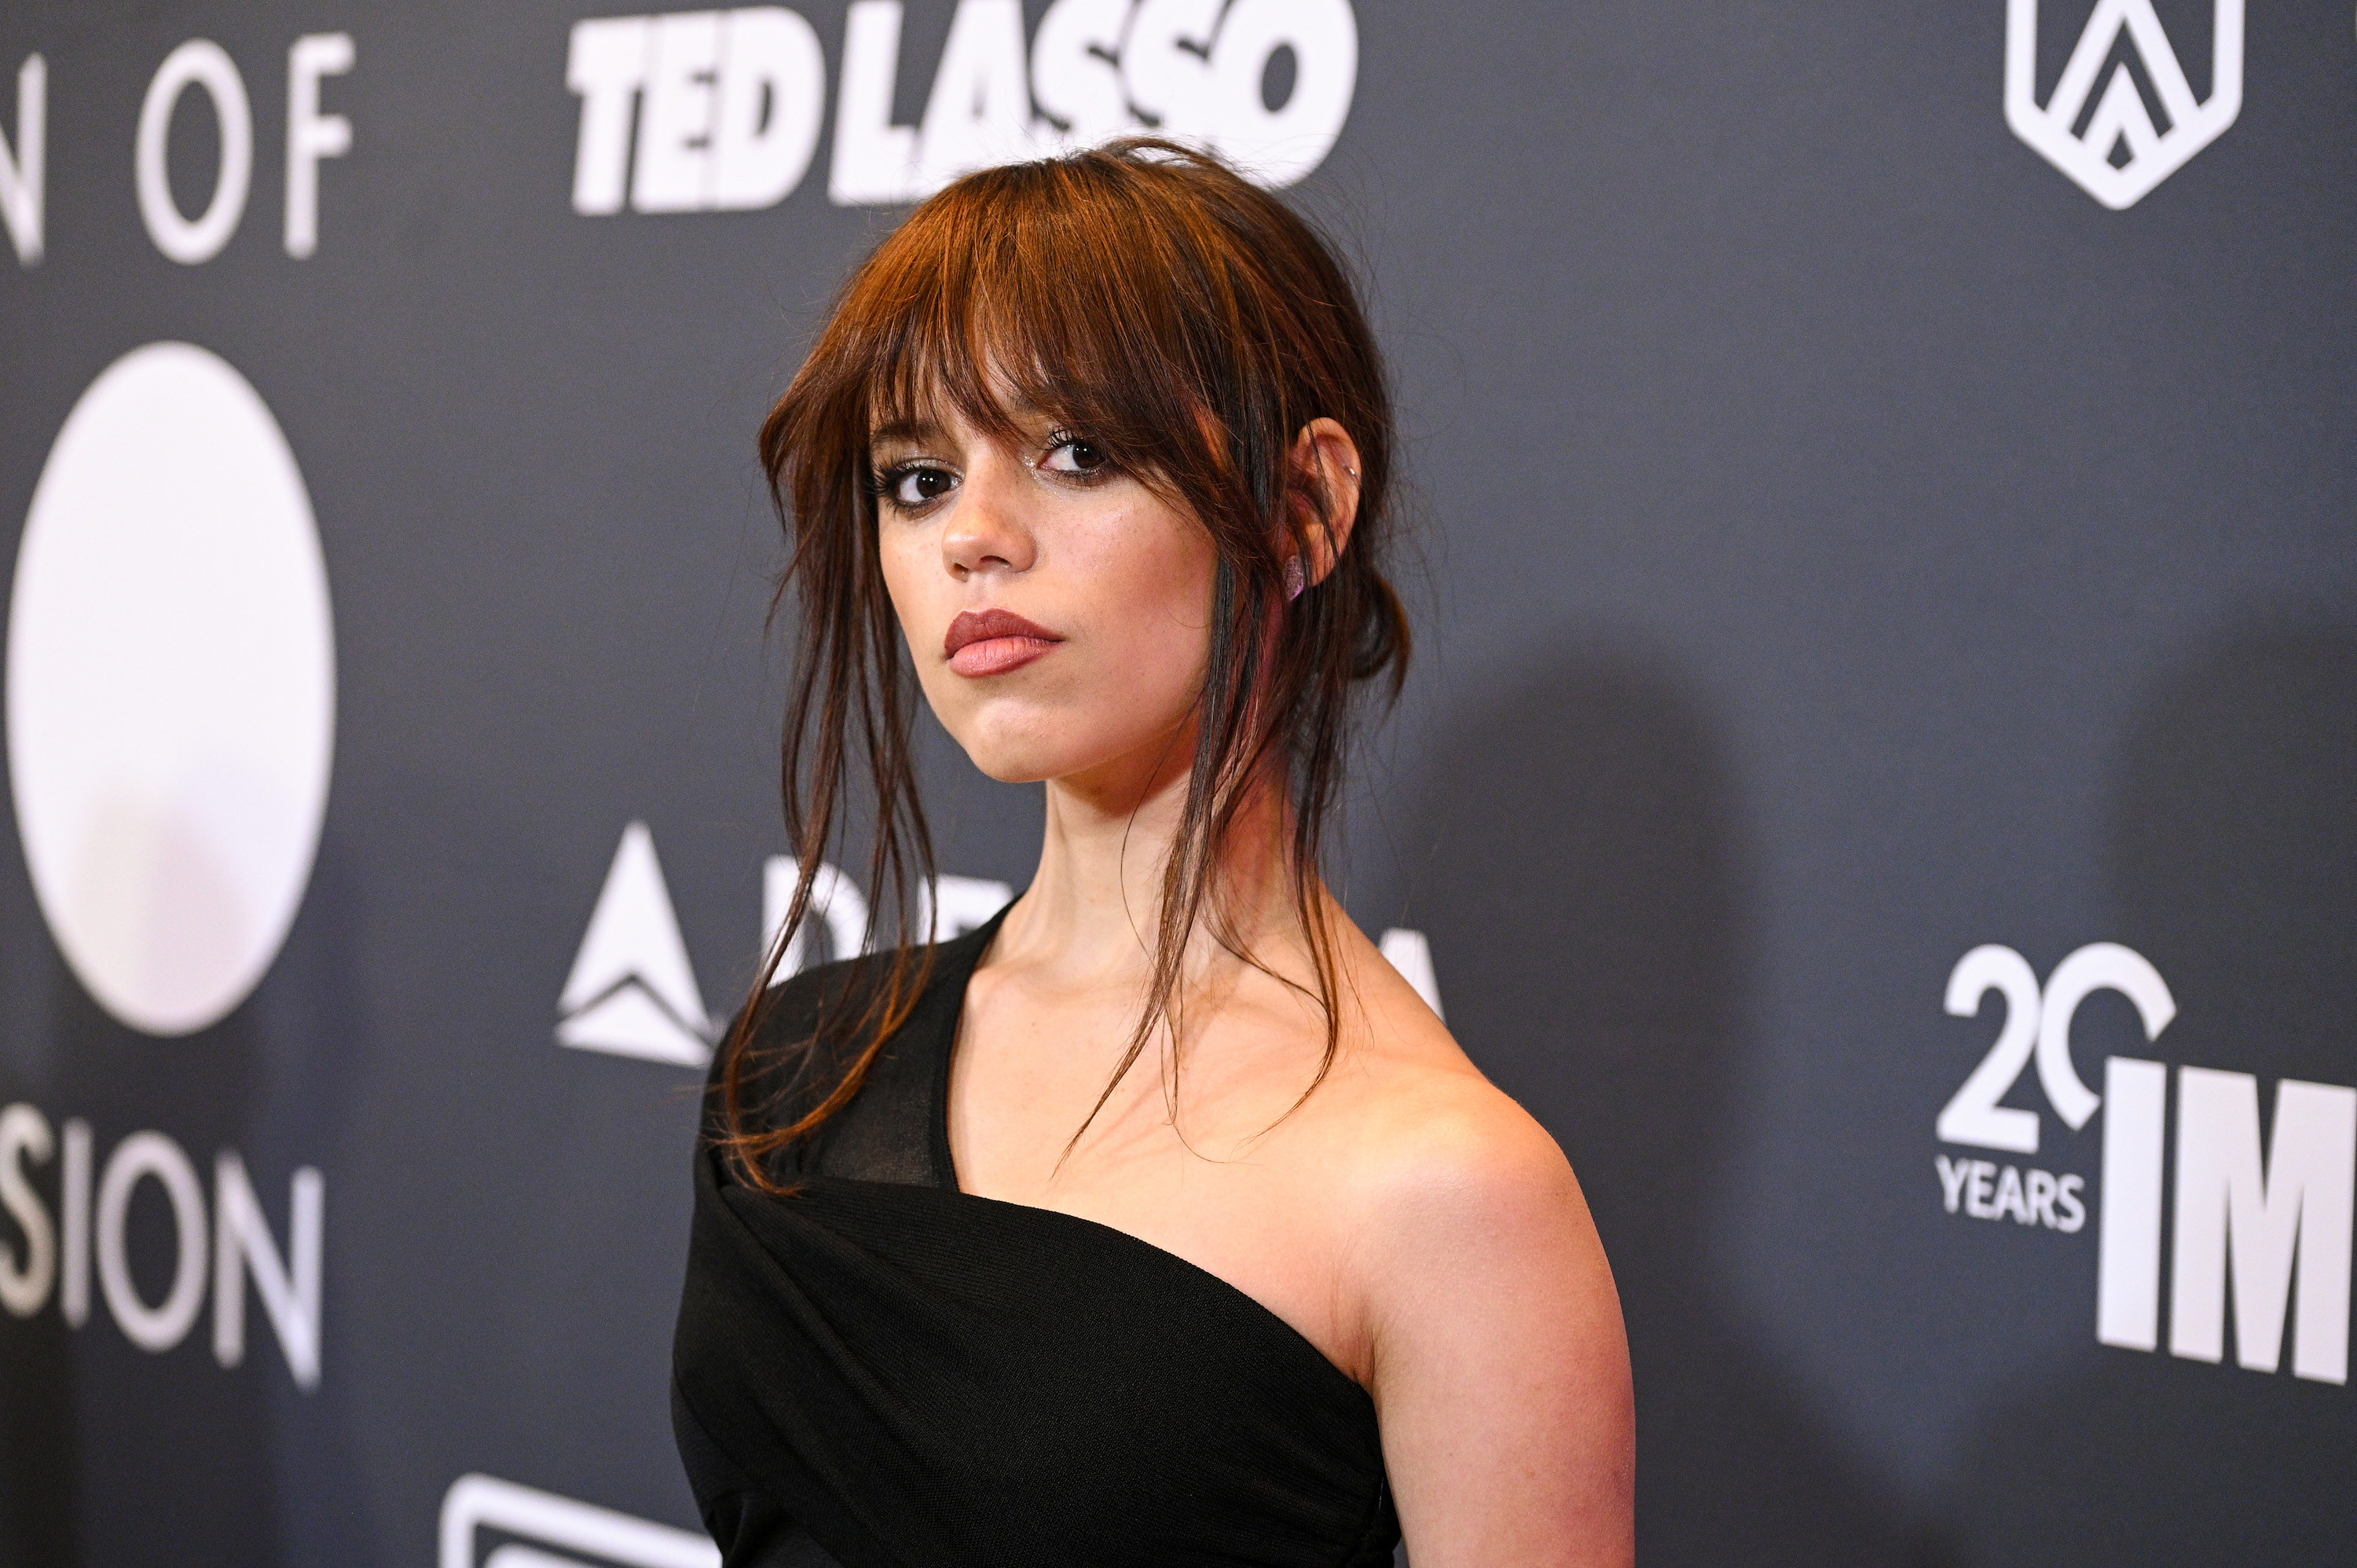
top-left (1933, 942), bottom-right (2355, 1385)
top-left (557, 822), bottom-right (716, 1065)
top-left (555, 820), bottom-right (1014, 1064)
top-left (556, 819), bottom-right (1446, 1064)
top-left (2004, 0), bottom-right (2243, 209)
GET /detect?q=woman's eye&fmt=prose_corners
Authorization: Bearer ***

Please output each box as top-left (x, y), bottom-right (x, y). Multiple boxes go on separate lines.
top-left (1042, 436), bottom-right (1110, 477)
top-left (886, 465), bottom-right (958, 507)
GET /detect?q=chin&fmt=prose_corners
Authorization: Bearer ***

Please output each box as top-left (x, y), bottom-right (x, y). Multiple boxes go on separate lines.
top-left (945, 705), bottom-right (1151, 786)
top-left (970, 757), bottom-right (1057, 786)
top-left (949, 720), bottom-right (1090, 785)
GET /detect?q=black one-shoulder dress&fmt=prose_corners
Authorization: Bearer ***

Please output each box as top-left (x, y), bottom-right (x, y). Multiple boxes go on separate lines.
top-left (671, 911), bottom-right (1401, 1568)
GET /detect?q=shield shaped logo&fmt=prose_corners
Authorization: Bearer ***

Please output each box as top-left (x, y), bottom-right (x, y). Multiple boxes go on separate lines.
top-left (2004, 0), bottom-right (2244, 209)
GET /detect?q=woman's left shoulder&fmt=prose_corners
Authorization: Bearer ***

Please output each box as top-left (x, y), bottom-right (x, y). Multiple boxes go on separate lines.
top-left (1300, 939), bottom-right (1633, 1555)
top-left (1336, 1056), bottom-right (1589, 1260)
top-left (1311, 952), bottom-right (1608, 1300)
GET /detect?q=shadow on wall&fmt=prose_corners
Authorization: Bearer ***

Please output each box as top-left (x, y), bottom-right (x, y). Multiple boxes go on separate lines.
top-left (1941, 617), bottom-right (2357, 1566)
top-left (1387, 639), bottom-right (1949, 1566)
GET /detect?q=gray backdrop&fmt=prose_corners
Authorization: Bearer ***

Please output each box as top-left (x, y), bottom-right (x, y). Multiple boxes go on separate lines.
top-left (2, 1), bottom-right (2352, 1563)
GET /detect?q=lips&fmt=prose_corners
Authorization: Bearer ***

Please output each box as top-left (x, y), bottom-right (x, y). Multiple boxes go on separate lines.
top-left (943, 607), bottom-right (1063, 677)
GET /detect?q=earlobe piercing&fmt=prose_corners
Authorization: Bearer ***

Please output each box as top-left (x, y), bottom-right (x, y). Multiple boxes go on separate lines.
top-left (1283, 556), bottom-right (1307, 602)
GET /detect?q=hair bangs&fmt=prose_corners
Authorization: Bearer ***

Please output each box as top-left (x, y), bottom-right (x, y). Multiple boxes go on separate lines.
top-left (848, 159), bottom-right (1238, 511)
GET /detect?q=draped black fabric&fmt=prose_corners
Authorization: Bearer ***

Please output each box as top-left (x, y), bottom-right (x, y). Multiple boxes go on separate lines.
top-left (672, 914), bottom-right (1400, 1568)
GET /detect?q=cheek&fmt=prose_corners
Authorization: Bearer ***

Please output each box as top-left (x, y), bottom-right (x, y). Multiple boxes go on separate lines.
top-left (1020, 525), bottom-right (1215, 775)
top-left (1075, 507), bottom-right (1218, 702)
top-left (952, 507), bottom-right (1212, 780)
top-left (880, 527), bottom-right (947, 658)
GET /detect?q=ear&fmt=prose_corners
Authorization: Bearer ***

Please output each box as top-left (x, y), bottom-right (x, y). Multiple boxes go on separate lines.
top-left (1287, 418), bottom-right (1362, 588)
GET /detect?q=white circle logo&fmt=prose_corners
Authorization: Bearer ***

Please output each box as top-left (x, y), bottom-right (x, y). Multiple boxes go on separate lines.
top-left (8, 343), bottom-right (335, 1037)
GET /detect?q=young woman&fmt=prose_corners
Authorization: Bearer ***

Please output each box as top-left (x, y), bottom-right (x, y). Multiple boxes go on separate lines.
top-left (673, 140), bottom-right (1633, 1567)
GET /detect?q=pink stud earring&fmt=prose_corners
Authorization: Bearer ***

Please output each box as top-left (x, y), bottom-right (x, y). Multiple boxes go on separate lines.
top-left (1283, 556), bottom-right (1307, 602)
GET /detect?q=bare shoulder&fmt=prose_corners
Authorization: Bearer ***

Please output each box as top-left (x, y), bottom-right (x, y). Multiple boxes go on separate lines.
top-left (1331, 1038), bottom-right (1600, 1302)
top-left (1306, 933), bottom-right (1607, 1295)
top-left (1362, 1077), bottom-right (1583, 1237)
top-left (1308, 933), bottom-right (1635, 1561)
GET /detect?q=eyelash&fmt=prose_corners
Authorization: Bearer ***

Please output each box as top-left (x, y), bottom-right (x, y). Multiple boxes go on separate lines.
top-left (1042, 430), bottom-right (1116, 479)
top-left (865, 460), bottom-right (955, 509)
top-left (864, 431), bottom-right (1115, 512)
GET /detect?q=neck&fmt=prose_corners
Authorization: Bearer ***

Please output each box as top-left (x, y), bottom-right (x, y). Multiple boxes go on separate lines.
top-left (998, 720), bottom-right (1304, 991)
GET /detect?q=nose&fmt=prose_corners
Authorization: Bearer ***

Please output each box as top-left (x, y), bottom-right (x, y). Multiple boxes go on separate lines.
top-left (940, 451), bottom-right (1037, 580)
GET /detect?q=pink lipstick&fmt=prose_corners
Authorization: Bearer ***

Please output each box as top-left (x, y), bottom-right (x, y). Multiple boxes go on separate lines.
top-left (944, 607), bottom-right (1063, 676)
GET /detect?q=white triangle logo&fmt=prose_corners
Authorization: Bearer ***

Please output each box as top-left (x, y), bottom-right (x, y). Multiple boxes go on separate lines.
top-left (556, 821), bottom-right (714, 1065)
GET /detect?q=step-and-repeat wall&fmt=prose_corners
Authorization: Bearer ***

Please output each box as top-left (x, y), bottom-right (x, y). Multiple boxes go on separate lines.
top-left (1, 2), bottom-right (2352, 1563)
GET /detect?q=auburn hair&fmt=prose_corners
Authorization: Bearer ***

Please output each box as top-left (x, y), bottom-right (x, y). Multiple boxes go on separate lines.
top-left (720, 137), bottom-right (1408, 1188)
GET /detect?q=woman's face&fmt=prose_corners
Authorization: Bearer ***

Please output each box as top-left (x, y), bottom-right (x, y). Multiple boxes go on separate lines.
top-left (871, 398), bottom-right (1218, 789)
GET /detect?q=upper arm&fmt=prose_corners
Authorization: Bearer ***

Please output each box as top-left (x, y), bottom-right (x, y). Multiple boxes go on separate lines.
top-left (1356, 1105), bottom-right (1633, 1567)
